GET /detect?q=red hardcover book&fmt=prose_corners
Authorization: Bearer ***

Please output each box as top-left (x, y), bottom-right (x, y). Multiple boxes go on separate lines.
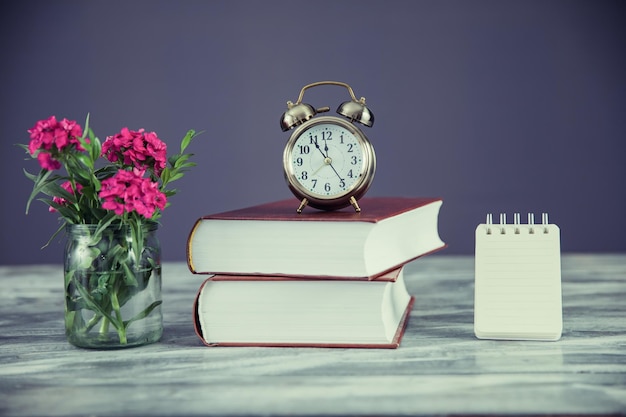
top-left (187, 196), bottom-right (445, 279)
top-left (193, 267), bottom-right (414, 348)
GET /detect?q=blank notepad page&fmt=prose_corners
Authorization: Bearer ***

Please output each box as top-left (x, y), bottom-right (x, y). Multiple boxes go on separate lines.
top-left (474, 213), bottom-right (562, 341)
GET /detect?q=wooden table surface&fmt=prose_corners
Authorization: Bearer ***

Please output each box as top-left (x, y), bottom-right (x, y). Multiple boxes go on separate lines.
top-left (1, 254), bottom-right (625, 416)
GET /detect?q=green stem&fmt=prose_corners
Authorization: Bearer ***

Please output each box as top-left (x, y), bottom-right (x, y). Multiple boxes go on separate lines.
top-left (99, 316), bottom-right (110, 335)
top-left (111, 289), bottom-right (127, 344)
top-left (85, 313), bottom-right (103, 333)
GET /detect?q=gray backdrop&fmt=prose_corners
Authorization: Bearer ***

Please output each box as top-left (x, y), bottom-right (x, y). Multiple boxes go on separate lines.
top-left (2, 0), bottom-right (625, 265)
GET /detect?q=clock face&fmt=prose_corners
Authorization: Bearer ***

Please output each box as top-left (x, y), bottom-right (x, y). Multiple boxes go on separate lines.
top-left (283, 116), bottom-right (375, 208)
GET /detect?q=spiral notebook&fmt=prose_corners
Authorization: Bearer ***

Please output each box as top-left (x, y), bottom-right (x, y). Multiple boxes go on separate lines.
top-left (474, 213), bottom-right (562, 341)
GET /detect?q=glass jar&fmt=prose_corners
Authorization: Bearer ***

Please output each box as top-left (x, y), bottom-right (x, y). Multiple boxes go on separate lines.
top-left (63, 222), bottom-right (162, 348)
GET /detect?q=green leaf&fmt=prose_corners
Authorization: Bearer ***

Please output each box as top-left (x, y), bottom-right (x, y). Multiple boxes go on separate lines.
top-left (163, 189), bottom-right (178, 197)
top-left (24, 168), bottom-right (56, 214)
top-left (167, 154), bottom-right (180, 167)
top-left (95, 165), bottom-right (118, 178)
top-left (83, 113), bottom-right (91, 135)
top-left (49, 181), bottom-right (76, 202)
top-left (40, 222), bottom-right (67, 249)
top-left (23, 168), bottom-right (37, 182)
top-left (123, 300), bottom-right (162, 328)
top-left (168, 172), bottom-right (184, 182)
top-left (180, 129), bottom-right (203, 153)
top-left (174, 156), bottom-right (197, 170)
top-left (73, 276), bottom-right (120, 331)
top-left (17, 143), bottom-right (32, 156)
top-left (172, 153), bottom-right (190, 167)
top-left (178, 162), bottom-right (197, 170)
top-left (160, 167), bottom-right (171, 184)
top-left (89, 134), bottom-right (102, 164)
top-left (121, 262), bottom-right (139, 287)
top-left (91, 212), bottom-right (118, 243)
top-left (47, 201), bottom-right (80, 223)
top-left (77, 113), bottom-right (92, 152)
top-left (73, 151), bottom-right (94, 170)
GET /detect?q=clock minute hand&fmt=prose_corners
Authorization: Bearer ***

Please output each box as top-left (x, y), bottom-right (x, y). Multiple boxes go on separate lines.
top-left (327, 160), bottom-right (344, 182)
top-left (312, 154), bottom-right (342, 184)
top-left (318, 141), bottom-right (344, 183)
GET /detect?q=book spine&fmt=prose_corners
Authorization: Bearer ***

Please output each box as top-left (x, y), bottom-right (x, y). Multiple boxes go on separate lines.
top-left (186, 218), bottom-right (203, 273)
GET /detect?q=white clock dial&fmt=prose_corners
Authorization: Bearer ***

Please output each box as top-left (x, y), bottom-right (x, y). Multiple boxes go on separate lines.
top-left (283, 116), bottom-right (376, 211)
top-left (290, 122), bottom-right (364, 198)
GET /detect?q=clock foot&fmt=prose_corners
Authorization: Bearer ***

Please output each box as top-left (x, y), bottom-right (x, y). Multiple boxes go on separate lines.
top-left (350, 196), bottom-right (361, 213)
top-left (296, 198), bottom-right (308, 213)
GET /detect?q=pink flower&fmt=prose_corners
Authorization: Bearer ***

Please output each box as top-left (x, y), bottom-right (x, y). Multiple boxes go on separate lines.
top-left (27, 116), bottom-right (85, 171)
top-left (37, 152), bottom-right (61, 171)
top-left (102, 128), bottom-right (167, 176)
top-left (49, 182), bottom-right (83, 212)
top-left (99, 169), bottom-right (167, 218)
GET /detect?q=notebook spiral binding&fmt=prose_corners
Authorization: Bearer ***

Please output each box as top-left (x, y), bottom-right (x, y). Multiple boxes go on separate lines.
top-left (485, 212), bottom-right (550, 235)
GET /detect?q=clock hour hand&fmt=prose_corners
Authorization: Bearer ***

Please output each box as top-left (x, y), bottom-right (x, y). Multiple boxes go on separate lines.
top-left (313, 138), bottom-right (328, 158)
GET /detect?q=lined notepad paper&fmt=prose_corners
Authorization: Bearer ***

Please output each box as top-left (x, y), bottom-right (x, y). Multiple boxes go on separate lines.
top-left (474, 213), bottom-right (562, 341)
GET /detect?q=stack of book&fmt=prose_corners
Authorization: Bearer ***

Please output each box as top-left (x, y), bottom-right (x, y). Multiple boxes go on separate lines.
top-left (186, 197), bottom-right (445, 348)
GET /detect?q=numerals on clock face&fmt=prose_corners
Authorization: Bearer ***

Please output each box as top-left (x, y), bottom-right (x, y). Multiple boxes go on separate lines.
top-left (290, 122), bottom-right (365, 198)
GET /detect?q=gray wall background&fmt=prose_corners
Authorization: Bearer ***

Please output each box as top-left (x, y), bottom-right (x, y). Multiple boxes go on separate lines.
top-left (1, 0), bottom-right (624, 265)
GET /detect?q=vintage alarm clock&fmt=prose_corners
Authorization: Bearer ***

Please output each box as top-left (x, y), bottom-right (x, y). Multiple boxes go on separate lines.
top-left (280, 81), bottom-right (376, 213)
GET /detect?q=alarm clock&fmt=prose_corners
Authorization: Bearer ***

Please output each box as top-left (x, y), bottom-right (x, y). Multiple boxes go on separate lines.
top-left (280, 81), bottom-right (376, 213)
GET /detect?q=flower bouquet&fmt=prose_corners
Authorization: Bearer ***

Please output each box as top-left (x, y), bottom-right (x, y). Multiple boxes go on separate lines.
top-left (21, 115), bottom-right (198, 348)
